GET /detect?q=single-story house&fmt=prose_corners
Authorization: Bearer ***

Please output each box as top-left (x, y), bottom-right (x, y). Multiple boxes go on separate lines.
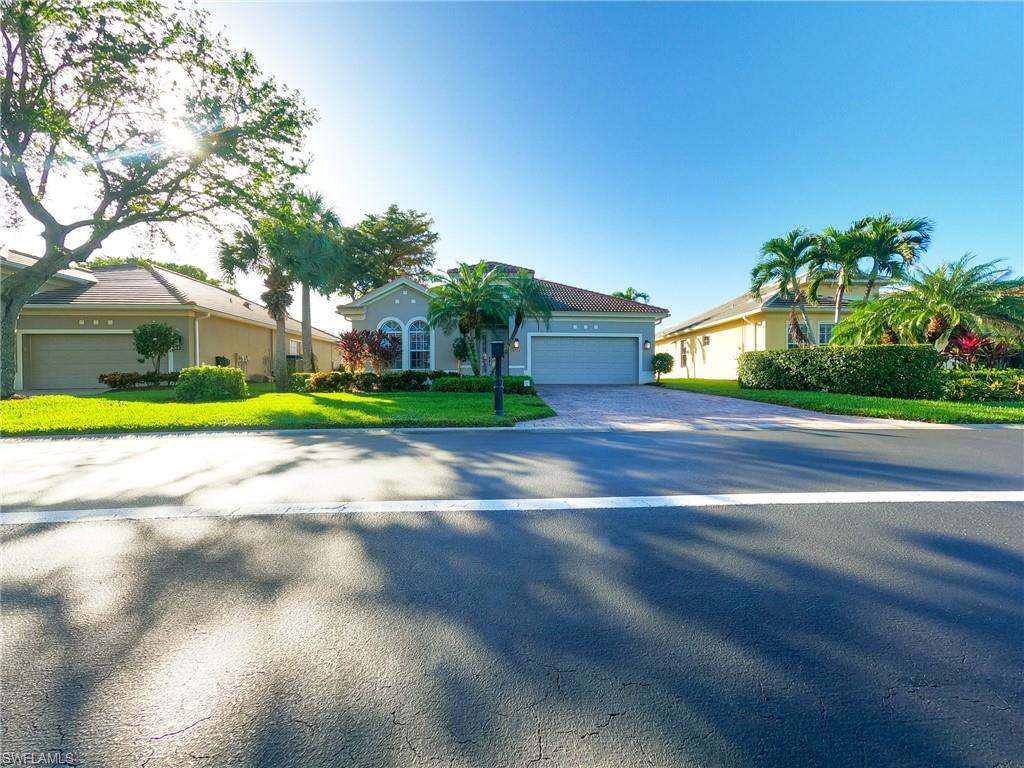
top-left (655, 276), bottom-right (881, 379)
top-left (337, 262), bottom-right (670, 384)
top-left (3, 248), bottom-right (339, 390)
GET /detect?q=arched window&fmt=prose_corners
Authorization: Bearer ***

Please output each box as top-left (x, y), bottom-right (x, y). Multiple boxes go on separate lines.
top-left (408, 320), bottom-right (430, 370)
top-left (378, 319), bottom-right (403, 370)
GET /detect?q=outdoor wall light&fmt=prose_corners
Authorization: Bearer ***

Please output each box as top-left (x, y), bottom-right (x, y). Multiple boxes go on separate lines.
top-left (512, 338), bottom-right (520, 350)
top-left (643, 339), bottom-right (652, 350)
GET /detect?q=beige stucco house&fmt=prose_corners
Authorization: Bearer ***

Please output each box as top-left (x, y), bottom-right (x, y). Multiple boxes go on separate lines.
top-left (655, 277), bottom-right (881, 380)
top-left (3, 248), bottom-right (338, 390)
top-left (338, 262), bottom-right (670, 384)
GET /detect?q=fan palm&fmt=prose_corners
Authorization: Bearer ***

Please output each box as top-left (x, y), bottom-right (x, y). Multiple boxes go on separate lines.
top-left (833, 254), bottom-right (1024, 350)
top-left (807, 225), bottom-right (864, 323)
top-left (427, 262), bottom-right (511, 375)
top-left (284, 191), bottom-right (343, 372)
top-left (610, 287), bottom-right (651, 303)
top-left (751, 228), bottom-right (816, 347)
top-left (852, 214), bottom-right (934, 300)
top-left (219, 222), bottom-right (295, 390)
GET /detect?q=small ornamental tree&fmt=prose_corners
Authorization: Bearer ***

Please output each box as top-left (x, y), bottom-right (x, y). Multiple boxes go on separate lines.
top-left (651, 352), bottom-right (674, 383)
top-left (365, 330), bottom-right (400, 374)
top-left (337, 329), bottom-right (371, 372)
top-left (133, 322), bottom-right (183, 377)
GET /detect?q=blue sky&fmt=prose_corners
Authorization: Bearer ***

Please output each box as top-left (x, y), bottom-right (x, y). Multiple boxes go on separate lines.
top-left (9, 2), bottom-right (1023, 332)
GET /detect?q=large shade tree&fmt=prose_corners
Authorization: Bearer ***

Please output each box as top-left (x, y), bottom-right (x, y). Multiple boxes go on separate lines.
top-left (0, 0), bottom-right (312, 396)
top-left (832, 255), bottom-right (1024, 349)
top-left (341, 205), bottom-right (438, 297)
top-left (852, 215), bottom-right (934, 301)
top-left (427, 262), bottom-right (510, 375)
top-left (218, 222), bottom-right (296, 390)
top-left (751, 228), bottom-right (817, 347)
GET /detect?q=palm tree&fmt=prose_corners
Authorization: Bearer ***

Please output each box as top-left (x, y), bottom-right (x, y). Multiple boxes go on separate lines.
top-left (807, 225), bottom-right (864, 324)
top-left (751, 228), bottom-right (817, 347)
top-left (506, 269), bottom-right (552, 371)
top-left (219, 222), bottom-right (295, 390)
top-left (610, 287), bottom-right (651, 303)
top-left (287, 191), bottom-right (343, 372)
top-left (852, 215), bottom-right (934, 301)
top-left (427, 262), bottom-right (511, 375)
top-left (835, 255), bottom-right (1024, 350)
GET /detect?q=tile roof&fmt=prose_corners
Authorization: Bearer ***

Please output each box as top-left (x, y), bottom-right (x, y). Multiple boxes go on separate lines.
top-left (27, 265), bottom-right (182, 305)
top-left (537, 279), bottom-right (668, 314)
top-left (25, 262), bottom-right (338, 340)
top-left (152, 267), bottom-right (338, 340)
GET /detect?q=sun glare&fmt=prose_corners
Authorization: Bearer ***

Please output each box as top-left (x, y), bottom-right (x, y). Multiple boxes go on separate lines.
top-left (162, 124), bottom-right (198, 153)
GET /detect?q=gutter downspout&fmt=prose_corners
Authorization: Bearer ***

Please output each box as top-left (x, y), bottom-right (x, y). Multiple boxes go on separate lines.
top-left (740, 313), bottom-right (758, 352)
top-left (194, 312), bottom-right (210, 365)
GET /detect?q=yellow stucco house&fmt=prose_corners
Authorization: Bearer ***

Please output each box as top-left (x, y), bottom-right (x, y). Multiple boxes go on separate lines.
top-left (3, 248), bottom-right (339, 390)
top-left (655, 277), bottom-right (880, 380)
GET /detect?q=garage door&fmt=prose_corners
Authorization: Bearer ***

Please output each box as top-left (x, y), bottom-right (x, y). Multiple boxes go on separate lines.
top-left (530, 336), bottom-right (639, 384)
top-left (24, 334), bottom-right (150, 390)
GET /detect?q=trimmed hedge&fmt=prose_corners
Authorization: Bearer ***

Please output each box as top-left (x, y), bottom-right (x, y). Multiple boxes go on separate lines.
top-left (307, 371), bottom-right (353, 392)
top-left (175, 366), bottom-right (248, 402)
top-left (941, 368), bottom-right (1024, 402)
top-left (98, 371), bottom-right (179, 389)
top-left (291, 372), bottom-right (314, 392)
top-left (431, 375), bottom-right (535, 394)
top-left (738, 345), bottom-right (943, 399)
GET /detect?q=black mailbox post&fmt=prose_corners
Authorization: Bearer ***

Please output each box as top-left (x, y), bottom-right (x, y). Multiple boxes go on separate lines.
top-left (490, 340), bottom-right (505, 416)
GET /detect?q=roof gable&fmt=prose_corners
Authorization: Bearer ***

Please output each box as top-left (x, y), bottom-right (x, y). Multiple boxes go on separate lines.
top-left (338, 276), bottom-right (432, 310)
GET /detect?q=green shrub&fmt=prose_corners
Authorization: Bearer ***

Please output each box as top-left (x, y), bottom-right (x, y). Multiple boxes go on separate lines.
top-left (428, 370), bottom-right (460, 379)
top-left (738, 345), bottom-right (942, 399)
top-left (99, 371), bottom-right (179, 389)
top-left (378, 370), bottom-right (430, 391)
top-left (307, 371), bottom-right (353, 393)
top-left (354, 371), bottom-right (378, 391)
top-left (175, 366), bottom-right (248, 402)
top-left (431, 375), bottom-right (535, 394)
top-left (291, 372), bottom-right (314, 392)
top-left (941, 368), bottom-right (1024, 402)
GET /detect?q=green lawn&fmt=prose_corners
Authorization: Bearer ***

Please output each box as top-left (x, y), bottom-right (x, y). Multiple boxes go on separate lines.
top-left (0, 385), bottom-right (556, 436)
top-left (660, 379), bottom-right (1024, 424)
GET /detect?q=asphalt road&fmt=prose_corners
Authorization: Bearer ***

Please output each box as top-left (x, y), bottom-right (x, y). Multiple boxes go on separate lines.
top-left (2, 500), bottom-right (1021, 767)
top-left (1, 426), bottom-right (1022, 511)
top-left (1, 428), bottom-right (1022, 766)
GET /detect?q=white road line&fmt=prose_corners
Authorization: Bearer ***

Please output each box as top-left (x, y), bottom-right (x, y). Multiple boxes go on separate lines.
top-left (2, 490), bottom-right (1022, 526)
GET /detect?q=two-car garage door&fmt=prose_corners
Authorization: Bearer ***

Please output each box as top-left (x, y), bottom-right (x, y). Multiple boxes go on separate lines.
top-left (530, 336), bottom-right (639, 385)
top-left (23, 334), bottom-right (150, 390)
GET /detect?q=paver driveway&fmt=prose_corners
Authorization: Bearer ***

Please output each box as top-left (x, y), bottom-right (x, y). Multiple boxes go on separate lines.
top-left (519, 384), bottom-right (931, 431)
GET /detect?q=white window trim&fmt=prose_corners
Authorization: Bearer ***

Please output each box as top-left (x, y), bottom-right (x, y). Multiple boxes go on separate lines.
top-left (818, 322), bottom-right (836, 346)
top-left (524, 332), bottom-right (646, 384)
top-left (406, 316), bottom-right (434, 371)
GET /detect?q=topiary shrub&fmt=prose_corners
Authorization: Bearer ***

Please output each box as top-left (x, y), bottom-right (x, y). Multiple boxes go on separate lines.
top-left (378, 370), bottom-right (430, 391)
top-left (291, 372), bottom-right (314, 392)
top-left (738, 345), bottom-right (942, 399)
top-left (99, 371), bottom-right (179, 389)
top-left (430, 375), bottom-right (535, 394)
top-left (175, 365), bottom-right (248, 402)
top-left (651, 352), bottom-right (674, 383)
top-left (307, 371), bottom-right (353, 393)
top-left (941, 368), bottom-right (1024, 402)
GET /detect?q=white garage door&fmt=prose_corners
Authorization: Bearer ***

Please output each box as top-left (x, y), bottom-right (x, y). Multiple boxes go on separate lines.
top-left (24, 334), bottom-right (149, 390)
top-left (530, 336), bottom-right (639, 384)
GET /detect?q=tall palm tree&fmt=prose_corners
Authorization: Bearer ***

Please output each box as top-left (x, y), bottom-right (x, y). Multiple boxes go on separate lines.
top-left (852, 214), bottom-right (934, 300)
top-left (610, 287), bottom-right (651, 303)
top-left (807, 225), bottom-right (864, 324)
top-left (286, 191), bottom-right (343, 372)
top-left (427, 262), bottom-right (511, 375)
top-left (219, 222), bottom-right (295, 390)
top-left (507, 268), bottom-right (552, 361)
top-left (835, 255), bottom-right (1024, 350)
top-left (751, 228), bottom-right (816, 347)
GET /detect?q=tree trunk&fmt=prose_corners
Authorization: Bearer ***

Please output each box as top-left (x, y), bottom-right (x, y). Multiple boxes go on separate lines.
top-left (301, 281), bottom-right (314, 372)
top-left (797, 294), bottom-right (815, 346)
top-left (863, 263), bottom-right (879, 303)
top-left (273, 316), bottom-right (289, 390)
top-left (833, 271), bottom-right (846, 324)
top-left (465, 333), bottom-right (481, 375)
top-left (0, 300), bottom-right (20, 398)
